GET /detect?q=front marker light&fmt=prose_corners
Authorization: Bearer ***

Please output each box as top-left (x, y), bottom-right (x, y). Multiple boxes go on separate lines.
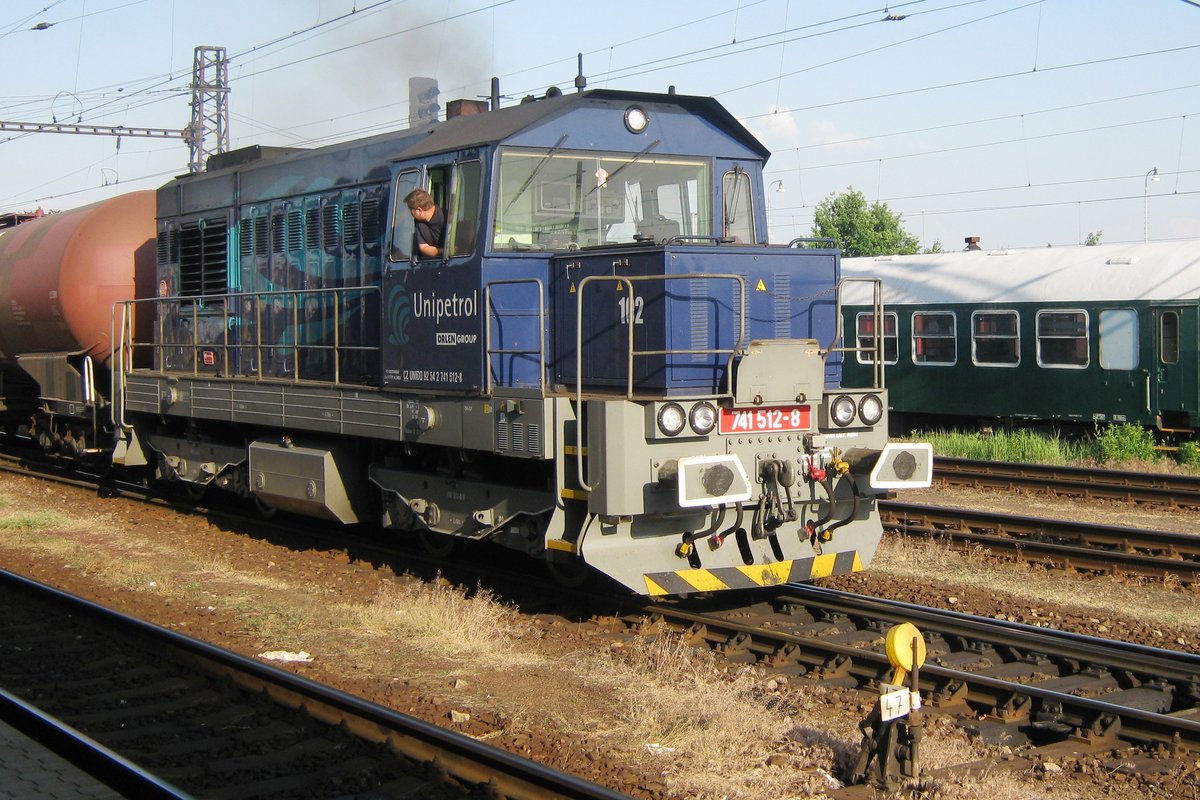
top-left (657, 402), bottom-right (687, 436)
top-left (858, 394), bottom-right (884, 426)
top-left (689, 402), bottom-right (717, 435)
top-left (831, 395), bottom-right (857, 427)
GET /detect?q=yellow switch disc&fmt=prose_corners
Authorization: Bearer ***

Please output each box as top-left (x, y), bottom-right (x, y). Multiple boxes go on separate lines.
top-left (885, 622), bottom-right (926, 672)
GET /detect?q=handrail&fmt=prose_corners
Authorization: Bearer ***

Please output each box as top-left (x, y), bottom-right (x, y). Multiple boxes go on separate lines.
top-left (788, 237), bottom-right (838, 248)
top-left (110, 286), bottom-right (383, 430)
top-left (573, 272), bottom-right (747, 492)
top-left (827, 276), bottom-right (885, 390)
top-left (483, 278), bottom-right (546, 396)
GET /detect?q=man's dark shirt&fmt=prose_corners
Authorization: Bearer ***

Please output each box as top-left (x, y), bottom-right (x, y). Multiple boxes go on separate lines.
top-left (415, 206), bottom-right (446, 256)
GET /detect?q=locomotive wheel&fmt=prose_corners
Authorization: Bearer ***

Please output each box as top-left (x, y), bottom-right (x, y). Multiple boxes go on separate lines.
top-left (254, 497), bottom-right (277, 519)
top-left (419, 530), bottom-right (457, 558)
top-left (546, 550), bottom-right (592, 589)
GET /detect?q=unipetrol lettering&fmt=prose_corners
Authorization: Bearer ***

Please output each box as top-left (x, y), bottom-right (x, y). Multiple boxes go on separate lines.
top-left (412, 289), bottom-right (478, 324)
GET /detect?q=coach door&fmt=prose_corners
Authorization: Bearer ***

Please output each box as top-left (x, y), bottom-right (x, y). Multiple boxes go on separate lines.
top-left (1151, 306), bottom-right (1197, 430)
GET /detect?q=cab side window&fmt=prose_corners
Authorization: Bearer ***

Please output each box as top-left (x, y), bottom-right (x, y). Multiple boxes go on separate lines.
top-left (389, 170), bottom-right (420, 262)
top-left (449, 160), bottom-right (482, 257)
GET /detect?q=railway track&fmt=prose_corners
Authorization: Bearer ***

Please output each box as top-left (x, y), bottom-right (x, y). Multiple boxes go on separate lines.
top-left (879, 500), bottom-right (1200, 586)
top-left (648, 585), bottom-right (1200, 753)
top-left (935, 456), bottom-right (1200, 507)
top-left (0, 569), bottom-right (628, 800)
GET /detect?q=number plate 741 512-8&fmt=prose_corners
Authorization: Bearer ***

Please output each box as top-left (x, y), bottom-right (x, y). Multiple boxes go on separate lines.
top-left (718, 405), bottom-right (811, 435)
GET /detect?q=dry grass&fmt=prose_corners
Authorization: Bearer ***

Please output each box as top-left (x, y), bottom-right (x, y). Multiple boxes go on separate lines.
top-left (346, 578), bottom-right (541, 665)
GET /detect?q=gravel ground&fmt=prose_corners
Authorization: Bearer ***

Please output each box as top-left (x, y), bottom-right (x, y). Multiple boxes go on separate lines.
top-left (0, 470), bottom-right (1196, 799)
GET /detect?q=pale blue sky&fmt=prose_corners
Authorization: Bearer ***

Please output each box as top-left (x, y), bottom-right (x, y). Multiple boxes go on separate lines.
top-left (2, 0), bottom-right (1198, 250)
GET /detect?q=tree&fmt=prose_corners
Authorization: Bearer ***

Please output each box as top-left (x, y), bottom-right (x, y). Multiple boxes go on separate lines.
top-left (810, 188), bottom-right (920, 257)
top-left (1084, 230), bottom-right (1103, 246)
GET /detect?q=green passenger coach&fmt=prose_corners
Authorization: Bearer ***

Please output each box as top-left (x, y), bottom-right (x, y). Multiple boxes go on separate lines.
top-left (840, 241), bottom-right (1200, 436)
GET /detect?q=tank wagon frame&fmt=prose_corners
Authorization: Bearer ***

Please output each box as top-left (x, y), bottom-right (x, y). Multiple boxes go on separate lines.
top-left (841, 242), bottom-right (1200, 437)
top-left (6, 87), bottom-right (931, 596)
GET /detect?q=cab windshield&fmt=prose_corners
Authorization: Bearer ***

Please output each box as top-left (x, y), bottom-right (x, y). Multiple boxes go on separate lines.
top-left (492, 147), bottom-right (710, 251)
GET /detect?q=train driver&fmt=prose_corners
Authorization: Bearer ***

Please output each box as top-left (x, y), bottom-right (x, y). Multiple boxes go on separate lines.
top-left (404, 188), bottom-right (446, 259)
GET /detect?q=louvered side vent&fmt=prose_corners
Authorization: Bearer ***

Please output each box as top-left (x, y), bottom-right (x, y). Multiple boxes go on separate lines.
top-left (526, 424), bottom-right (541, 455)
top-left (239, 218), bottom-right (254, 256)
top-left (344, 202), bottom-right (361, 249)
top-left (512, 422), bottom-right (526, 452)
top-left (286, 209), bottom-right (303, 252)
top-left (361, 196), bottom-right (380, 241)
top-left (178, 218), bottom-right (229, 301)
top-left (690, 277), bottom-right (708, 362)
top-left (200, 219), bottom-right (228, 296)
top-left (774, 272), bottom-right (790, 338)
top-left (497, 418), bottom-right (510, 451)
top-left (157, 229), bottom-right (171, 265)
top-left (179, 222), bottom-right (203, 297)
top-left (305, 208), bottom-right (320, 250)
top-left (322, 204), bottom-right (338, 250)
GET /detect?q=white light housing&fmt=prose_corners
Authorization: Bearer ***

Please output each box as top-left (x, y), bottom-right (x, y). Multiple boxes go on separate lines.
top-left (689, 402), bottom-right (717, 435)
top-left (624, 105), bottom-right (649, 133)
top-left (858, 394), bottom-right (884, 426)
top-left (831, 395), bottom-right (857, 427)
top-left (657, 402), bottom-right (686, 436)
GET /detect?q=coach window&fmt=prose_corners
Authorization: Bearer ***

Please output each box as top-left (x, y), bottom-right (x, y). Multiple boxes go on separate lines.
top-left (1098, 309), bottom-right (1139, 370)
top-left (1037, 310), bottom-right (1089, 368)
top-left (972, 310), bottom-right (1019, 366)
top-left (912, 311), bottom-right (956, 365)
top-left (855, 311), bottom-right (898, 364)
top-left (1161, 311), bottom-right (1179, 364)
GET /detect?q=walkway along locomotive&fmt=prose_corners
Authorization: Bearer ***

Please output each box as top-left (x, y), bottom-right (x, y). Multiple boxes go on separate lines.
top-left (840, 242), bottom-right (1200, 438)
top-left (0, 86), bottom-right (931, 595)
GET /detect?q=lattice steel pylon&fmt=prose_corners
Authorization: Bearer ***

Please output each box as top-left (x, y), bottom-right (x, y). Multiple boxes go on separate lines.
top-left (186, 46), bottom-right (230, 173)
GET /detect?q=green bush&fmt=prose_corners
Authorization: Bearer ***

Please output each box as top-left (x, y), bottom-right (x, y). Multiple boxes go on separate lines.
top-left (1094, 423), bottom-right (1158, 463)
top-left (1176, 440), bottom-right (1200, 467)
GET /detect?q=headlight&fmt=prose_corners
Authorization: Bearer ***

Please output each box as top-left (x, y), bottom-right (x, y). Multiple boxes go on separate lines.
top-left (657, 402), bottom-right (686, 436)
top-left (831, 395), bottom-right (857, 427)
top-left (624, 105), bottom-right (649, 133)
top-left (689, 402), bottom-right (717, 435)
top-left (858, 394), bottom-right (884, 426)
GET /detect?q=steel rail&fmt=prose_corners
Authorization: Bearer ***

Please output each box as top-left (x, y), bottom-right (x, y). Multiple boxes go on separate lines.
top-left (643, 585), bottom-right (1200, 751)
top-left (0, 569), bottom-right (630, 800)
top-left (880, 500), bottom-right (1200, 584)
top-left (934, 457), bottom-right (1200, 507)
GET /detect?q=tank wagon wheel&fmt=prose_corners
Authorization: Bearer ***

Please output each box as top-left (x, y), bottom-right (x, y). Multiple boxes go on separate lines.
top-left (418, 530), bottom-right (457, 558)
top-left (545, 550), bottom-right (593, 589)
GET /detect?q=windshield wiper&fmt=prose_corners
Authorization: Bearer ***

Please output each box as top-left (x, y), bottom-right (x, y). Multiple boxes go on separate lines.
top-left (586, 138), bottom-right (661, 197)
top-left (503, 134), bottom-right (568, 214)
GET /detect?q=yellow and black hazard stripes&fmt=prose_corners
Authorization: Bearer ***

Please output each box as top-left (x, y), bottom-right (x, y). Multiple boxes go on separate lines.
top-left (642, 550), bottom-right (863, 596)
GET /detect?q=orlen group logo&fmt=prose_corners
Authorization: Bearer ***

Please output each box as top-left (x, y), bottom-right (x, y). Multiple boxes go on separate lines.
top-left (436, 333), bottom-right (456, 346)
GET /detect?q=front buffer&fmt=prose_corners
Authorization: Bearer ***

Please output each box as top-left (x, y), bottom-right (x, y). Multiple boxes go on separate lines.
top-left (577, 339), bottom-right (932, 595)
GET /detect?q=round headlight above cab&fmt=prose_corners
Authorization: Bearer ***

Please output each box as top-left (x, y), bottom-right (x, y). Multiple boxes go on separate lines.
top-left (858, 394), bottom-right (884, 426)
top-left (657, 402), bottom-right (686, 436)
top-left (689, 402), bottom-right (717, 435)
top-left (624, 105), bottom-right (649, 133)
top-left (830, 395), bottom-right (857, 427)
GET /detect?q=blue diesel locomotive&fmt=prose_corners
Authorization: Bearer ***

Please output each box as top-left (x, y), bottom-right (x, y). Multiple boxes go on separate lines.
top-left (7, 86), bottom-right (931, 595)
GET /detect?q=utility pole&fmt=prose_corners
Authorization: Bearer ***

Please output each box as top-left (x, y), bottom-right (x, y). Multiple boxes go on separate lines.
top-left (187, 46), bottom-right (230, 173)
top-left (0, 46), bottom-right (230, 174)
